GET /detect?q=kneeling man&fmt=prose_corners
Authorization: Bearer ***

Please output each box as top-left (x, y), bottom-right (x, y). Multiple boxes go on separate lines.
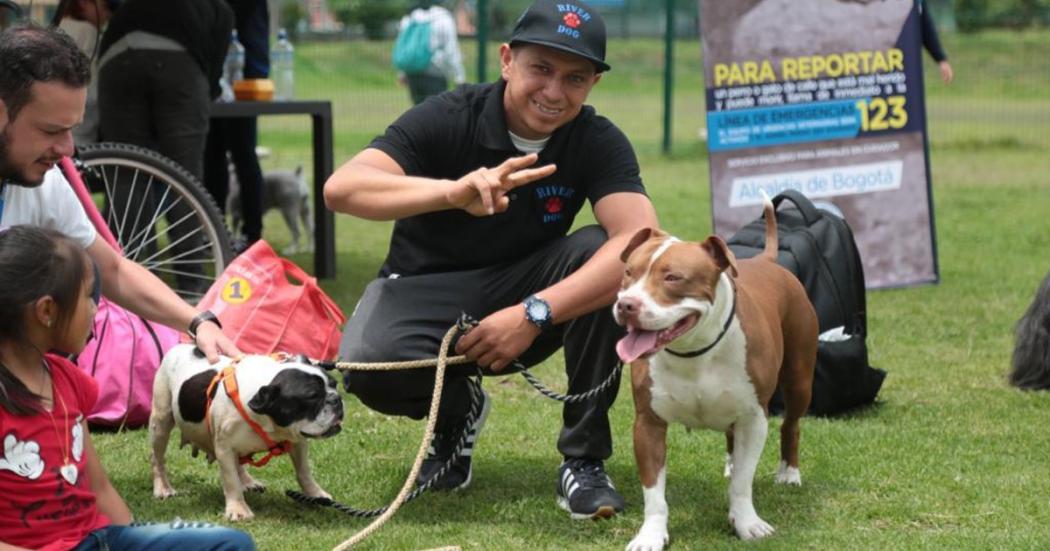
top-left (323, 0), bottom-right (657, 519)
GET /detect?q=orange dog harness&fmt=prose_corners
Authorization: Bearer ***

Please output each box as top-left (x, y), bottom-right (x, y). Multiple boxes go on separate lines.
top-left (205, 357), bottom-right (293, 467)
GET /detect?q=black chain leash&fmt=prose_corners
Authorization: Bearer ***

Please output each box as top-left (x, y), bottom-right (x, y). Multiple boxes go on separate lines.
top-left (457, 313), bottom-right (624, 405)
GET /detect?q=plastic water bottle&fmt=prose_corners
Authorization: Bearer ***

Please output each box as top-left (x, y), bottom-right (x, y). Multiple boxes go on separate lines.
top-left (271, 28), bottom-right (295, 101)
top-left (221, 29), bottom-right (245, 101)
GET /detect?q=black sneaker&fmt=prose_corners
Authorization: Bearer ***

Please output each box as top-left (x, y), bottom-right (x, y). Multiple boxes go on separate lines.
top-left (416, 388), bottom-right (491, 491)
top-left (556, 458), bottom-right (625, 519)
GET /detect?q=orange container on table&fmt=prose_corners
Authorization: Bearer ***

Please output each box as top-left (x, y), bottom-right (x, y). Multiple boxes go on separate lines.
top-left (233, 79), bottom-right (275, 101)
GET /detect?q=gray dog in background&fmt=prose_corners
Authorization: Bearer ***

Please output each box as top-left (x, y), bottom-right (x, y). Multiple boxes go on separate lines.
top-left (1010, 270), bottom-right (1050, 390)
top-left (227, 165), bottom-right (314, 255)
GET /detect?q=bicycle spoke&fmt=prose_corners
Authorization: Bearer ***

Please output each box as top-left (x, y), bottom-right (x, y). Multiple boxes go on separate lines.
top-left (138, 241), bottom-right (216, 270)
top-left (136, 215), bottom-right (208, 266)
top-left (127, 169), bottom-right (153, 253)
top-left (149, 266), bottom-right (216, 282)
top-left (123, 190), bottom-right (186, 260)
top-left (139, 255), bottom-right (217, 270)
top-left (98, 166), bottom-right (125, 244)
top-left (80, 143), bottom-right (232, 301)
top-left (177, 288), bottom-right (208, 302)
top-left (102, 164), bottom-right (155, 258)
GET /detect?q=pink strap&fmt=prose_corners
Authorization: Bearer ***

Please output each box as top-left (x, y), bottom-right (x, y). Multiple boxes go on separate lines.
top-left (60, 157), bottom-right (123, 254)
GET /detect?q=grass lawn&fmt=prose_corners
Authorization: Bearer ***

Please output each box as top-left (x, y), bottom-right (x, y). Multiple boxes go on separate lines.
top-left (93, 30), bottom-right (1050, 549)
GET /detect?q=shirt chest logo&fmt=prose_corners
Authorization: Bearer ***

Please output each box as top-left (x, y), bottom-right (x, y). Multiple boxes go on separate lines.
top-left (535, 185), bottom-right (575, 224)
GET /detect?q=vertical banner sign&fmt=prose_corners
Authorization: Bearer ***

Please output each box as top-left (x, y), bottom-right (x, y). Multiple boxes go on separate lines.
top-left (698, 0), bottom-right (938, 288)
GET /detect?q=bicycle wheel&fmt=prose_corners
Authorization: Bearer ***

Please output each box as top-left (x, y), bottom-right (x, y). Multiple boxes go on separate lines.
top-left (76, 142), bottom-right (233, 304)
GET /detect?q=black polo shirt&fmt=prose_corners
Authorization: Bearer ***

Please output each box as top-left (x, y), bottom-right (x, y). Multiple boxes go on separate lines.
top-left (370, 79), bottom-right (646, 277)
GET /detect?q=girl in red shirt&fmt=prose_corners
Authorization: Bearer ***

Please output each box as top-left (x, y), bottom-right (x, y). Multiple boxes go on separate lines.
top-left (0, 226), bottom-right (253, 551)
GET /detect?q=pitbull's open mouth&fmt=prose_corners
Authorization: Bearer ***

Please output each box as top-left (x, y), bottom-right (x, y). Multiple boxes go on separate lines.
top-left (616, 313), bottom-right (700, 362)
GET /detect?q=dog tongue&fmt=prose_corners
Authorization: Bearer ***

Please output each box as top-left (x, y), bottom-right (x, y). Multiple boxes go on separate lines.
top-left (616, 327), bottom-right (660, 362)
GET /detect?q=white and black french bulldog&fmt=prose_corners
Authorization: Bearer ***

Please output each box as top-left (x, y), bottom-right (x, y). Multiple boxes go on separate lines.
top-left (149, 343), bottom-right (343, 521)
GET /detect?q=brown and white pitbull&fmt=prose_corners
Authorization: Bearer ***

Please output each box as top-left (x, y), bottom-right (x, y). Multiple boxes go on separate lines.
top-left (614, 197), bottom-right (817, 547)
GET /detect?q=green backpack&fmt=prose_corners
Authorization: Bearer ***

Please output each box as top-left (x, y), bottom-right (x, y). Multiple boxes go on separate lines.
top-left (392, 19), bottom-right (433, 74)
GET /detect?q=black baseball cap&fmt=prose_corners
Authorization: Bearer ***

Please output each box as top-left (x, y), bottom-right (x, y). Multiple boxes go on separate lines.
top-left (509, 0), bottom-right (610, 73)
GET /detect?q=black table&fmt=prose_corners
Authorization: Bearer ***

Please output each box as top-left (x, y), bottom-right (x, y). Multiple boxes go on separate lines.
top-left (210, 100), bottom-right (336, 279)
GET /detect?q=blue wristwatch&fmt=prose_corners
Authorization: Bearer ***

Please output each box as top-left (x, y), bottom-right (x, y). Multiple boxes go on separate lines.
top-left (523, 295), bottom-right (552, 329)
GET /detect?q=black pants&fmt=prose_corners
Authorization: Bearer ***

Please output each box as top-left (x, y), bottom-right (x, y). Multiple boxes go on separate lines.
top-left (204, 117), bottom-right (265, 241)
top-left (406, 73), bottom-right (448, 105)
top-left (340, 226), bottom-right (624, 460)
top-left (98, 49), bottom-right (210, 182)
top-left (98, 49), bottom-right (210, 289)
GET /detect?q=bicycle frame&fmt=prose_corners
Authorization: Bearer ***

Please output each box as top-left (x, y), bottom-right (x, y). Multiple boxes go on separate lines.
top-left (60, 156), bottom-right (123, 253)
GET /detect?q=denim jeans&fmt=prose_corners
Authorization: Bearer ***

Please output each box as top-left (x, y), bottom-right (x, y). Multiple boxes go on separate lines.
top-left (72, 519), bottom-right (255, 551)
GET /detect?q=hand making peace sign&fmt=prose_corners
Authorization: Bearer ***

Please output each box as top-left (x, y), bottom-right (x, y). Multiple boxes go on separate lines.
top-left (445, 153), bottom-right (558, 216)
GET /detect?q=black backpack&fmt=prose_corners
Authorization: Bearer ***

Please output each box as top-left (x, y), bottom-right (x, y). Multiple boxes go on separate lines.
top-left (727, 189), bottom-right (886, 416)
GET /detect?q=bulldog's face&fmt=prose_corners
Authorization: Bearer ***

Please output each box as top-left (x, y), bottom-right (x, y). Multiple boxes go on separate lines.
top-left (246, 365), bottom-right (344, 438)
top-left (613, 228), bottom-right (738, 362)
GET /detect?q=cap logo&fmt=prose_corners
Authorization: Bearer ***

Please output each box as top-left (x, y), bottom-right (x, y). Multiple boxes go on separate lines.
top-left (556, 3), bottom-right (592, 23)
top-left (555, 4), bottom-right (591, 39)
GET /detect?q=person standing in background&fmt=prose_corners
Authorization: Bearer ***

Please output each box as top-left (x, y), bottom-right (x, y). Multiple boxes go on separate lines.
top-left (395, 0), bottom-right (466, 105)
top-left (919, 0), bottom-right (953, 84)
top-left (96, 0), bottom-right (232, 293)
top-left (204, 0), bottom-right (269, 253)
top-left (57, 0), bottom-right (113, 145)
top-left (97, 0), bottom-right (232, 183)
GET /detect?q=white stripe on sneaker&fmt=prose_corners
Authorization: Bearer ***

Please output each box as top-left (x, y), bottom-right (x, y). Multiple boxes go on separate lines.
top-left (561, 469), bottom-right (582, 499)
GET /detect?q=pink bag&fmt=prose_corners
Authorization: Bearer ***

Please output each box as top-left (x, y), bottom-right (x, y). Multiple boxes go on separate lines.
top-left (196, 240), bottom-right (346, 359)
top-left (62, 157), bottom-right (182, 428)
top-left (78, 299), bottom-right (180, 427)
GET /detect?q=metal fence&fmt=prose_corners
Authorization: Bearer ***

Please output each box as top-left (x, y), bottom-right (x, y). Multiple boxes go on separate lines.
top-left (5, 1), bottom-right (1045, 170)
top-left (264, 0), bottom-right (1049, 171)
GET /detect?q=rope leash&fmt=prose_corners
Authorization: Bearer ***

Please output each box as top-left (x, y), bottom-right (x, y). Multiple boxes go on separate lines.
top-left (328, 323), bottom-right (461, 550)
top-left (288, 315), bottom-right (623, 549)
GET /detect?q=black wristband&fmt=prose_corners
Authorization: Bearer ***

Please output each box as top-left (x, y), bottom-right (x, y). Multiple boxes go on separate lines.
top-left (188, 311), bottom-right (221, 341)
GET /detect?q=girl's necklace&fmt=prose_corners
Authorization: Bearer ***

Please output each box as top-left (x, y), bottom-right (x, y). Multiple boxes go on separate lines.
top-left (43, 365), bottom-right (77, 485)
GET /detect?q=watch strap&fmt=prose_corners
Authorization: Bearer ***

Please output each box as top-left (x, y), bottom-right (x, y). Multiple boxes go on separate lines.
top-left (188, 310), bottom-right (222, 340)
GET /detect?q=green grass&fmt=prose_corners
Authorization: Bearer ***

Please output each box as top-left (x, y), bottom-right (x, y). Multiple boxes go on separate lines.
top-left (94, 30), bottom-right (1050, 549)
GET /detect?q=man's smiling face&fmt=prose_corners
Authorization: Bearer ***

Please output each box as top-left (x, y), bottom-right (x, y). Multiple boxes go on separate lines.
top-left (500, 43), bottom-right (602, 140)
top-left (0, 81), bottom-right (85, 185)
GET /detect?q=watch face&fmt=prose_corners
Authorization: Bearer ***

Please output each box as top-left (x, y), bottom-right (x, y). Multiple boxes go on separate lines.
top-left (526, 297), bottom-right (551, 326)
top-left (528, 301), bottom-right (549, 319)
